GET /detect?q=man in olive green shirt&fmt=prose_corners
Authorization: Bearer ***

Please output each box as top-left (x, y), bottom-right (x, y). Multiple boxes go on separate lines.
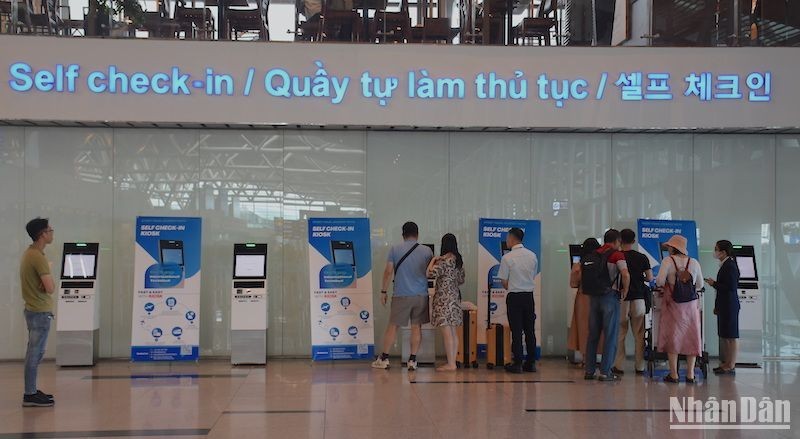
top-left (20, 217), bottom-right (56, 407)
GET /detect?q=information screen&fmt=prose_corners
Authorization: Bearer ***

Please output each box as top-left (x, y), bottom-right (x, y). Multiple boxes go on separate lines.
top-left (736, 256), bottom-right (757, 280)
top-left (161, 249), bottom-right (183, 266)
top-left (234, 254), bottom-right (266, 278)
top-left (62, 254), bottom-right (96, 278)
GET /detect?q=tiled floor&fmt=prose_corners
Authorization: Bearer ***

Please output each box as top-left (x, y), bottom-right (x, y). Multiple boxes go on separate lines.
top-left (0, 359), bottom-right (798, 439)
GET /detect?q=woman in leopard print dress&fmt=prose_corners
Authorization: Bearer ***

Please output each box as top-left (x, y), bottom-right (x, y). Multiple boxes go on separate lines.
top-left (427, 233), bottom-right (465, 371)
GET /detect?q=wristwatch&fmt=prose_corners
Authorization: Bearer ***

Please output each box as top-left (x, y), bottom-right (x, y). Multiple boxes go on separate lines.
top-left (381, 290), bottom-right (387, 294)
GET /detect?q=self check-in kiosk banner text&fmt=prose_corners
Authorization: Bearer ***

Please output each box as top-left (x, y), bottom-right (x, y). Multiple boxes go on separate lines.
top-left (637, 219), bottom-right (699, 278)
top-left (2, 36), bottom-right (799, 130)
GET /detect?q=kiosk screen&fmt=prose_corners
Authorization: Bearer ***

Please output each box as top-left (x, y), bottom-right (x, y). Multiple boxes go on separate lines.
top-left (234, 254), bottom-right (266, 278)
top-left (659, 242), bottom-right (670, 261)
top-left (736, 256), bottom-right (758, 280)
top-left (62, 254), bottom-right (96, 279)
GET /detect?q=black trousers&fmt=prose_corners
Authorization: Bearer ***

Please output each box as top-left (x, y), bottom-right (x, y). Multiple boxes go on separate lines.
top-left (506, 292), bottom-right (536, 364)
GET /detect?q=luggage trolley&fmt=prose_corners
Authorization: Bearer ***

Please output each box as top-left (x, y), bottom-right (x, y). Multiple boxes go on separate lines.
top-left (644, 286), bottom-right (709, 380)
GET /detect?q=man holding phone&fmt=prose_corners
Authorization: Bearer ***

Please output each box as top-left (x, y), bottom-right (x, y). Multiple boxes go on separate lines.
top-left (372, 222), bottom-right (433, 371)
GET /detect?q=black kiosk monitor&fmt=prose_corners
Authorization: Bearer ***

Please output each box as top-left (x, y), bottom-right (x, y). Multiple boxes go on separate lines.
top-left (659, 242), bottom-right (671, 262)
top-left (569, 244), bottom-right (582, 267)
top-left (501, 241), bottom-right (511, 256)
top-left (61, 243), bottom-right (99, 280)
top-left (566, 243), bottom-right (583, 364)
top-left (56, 242), bottom-right (100, 366)
top-left (424, 244), bottom-right (435, 288)
top-left (231, 243), bottom-right (269, 365)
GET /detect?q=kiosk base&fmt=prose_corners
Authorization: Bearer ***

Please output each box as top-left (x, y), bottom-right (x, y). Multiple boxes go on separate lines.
top-left (736, 328), bottom-right (763, 368)
top-left (56, 329), bottom-right (99, 366)
top-left (231, 330), bottom-right (267, 365)
top-left (401, 327), bottom-right (436, 365)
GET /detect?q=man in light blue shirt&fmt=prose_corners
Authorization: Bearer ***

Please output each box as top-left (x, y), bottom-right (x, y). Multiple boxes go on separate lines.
top-left (372, 222), bottom-right (433, 371)
top-left (497, 227), bottom-right (538, 374)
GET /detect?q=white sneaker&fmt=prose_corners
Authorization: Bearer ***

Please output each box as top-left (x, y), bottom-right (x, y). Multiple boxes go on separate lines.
top-left (407, 359), bottom-right (418, 371)
top-left (371, 357), bottom-right (390, 369)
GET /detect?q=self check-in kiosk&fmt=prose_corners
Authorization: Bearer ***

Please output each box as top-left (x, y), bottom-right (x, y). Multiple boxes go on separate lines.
top-left (566, 244), bottom-right (582, 363)
top-left (56, 242), bottom-right (100, 366)
top-left (732, 245), bottom-right (762, 367)
top-left (401, 244), bottom-right (436, 366)
top-left (231, 243), bottom-right (268, 365)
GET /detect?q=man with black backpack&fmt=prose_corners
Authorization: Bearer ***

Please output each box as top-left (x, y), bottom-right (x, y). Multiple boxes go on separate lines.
top-left (582, 229), bottom-right (630, 382)
top-left (612, 229), bottom-right (653, 376)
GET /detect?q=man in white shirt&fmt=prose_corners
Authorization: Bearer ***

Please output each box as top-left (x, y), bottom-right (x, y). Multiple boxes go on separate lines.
top-left (497, 227), bottom-right (538, 374)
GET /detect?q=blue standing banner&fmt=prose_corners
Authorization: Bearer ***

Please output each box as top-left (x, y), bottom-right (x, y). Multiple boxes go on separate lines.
top-left (308, 218), bottom-right (375, 361)
top-left (131, 216), bottom-right (202, 361)
top-left (477, 218), bottom-right (542, 359)
top-left (636, 219), bottom-right (699, 277)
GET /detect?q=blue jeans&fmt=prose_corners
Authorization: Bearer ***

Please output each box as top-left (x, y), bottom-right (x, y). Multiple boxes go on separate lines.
top-left (24, 309), bottom-right (52, 395)
top-left (585, 292), bottom-right (621, 376)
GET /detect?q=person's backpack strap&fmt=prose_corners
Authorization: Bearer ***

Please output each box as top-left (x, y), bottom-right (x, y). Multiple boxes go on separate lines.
top-left (605, 248), bottom-right (620, 288)
top-left (394, 243), bottom-right (420, 276)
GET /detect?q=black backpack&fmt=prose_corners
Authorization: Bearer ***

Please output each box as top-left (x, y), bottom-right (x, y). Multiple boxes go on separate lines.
top-left (581, 249), bottom-right (618, 296)
top-left (670, 256), bottom-right (699, 303)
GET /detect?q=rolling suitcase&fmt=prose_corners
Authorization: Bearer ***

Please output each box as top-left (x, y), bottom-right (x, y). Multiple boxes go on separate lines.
top-left (486, 289), bottom-right (512, 369)
top-left (486, 323), bottom-right (512, 369)
top-left (456, 309), bottom-right (479, 369)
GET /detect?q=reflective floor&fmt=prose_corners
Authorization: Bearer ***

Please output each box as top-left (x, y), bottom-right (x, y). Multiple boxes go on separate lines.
top-left (0, 358), bottom-right (798, 439)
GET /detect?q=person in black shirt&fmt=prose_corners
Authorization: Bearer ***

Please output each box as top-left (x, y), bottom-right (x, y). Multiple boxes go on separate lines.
top-left (705, 240), bottom-right (740, 375)
top-left (612, 229), bottom-right (653, 375)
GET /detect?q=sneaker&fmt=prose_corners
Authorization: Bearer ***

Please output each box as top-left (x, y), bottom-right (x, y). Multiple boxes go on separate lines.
top-left (36, 390), bottom-right (53, 401)
top-left (23, 392), bottom-right (54, 407)
top-left (634, 370), bottom-right (645, 376)
top-left (523, 362), bottom-right (537, 373)
top-left (584, 373), bottom-right (596, 380)
top-left (598, 373), bottom-right (622, 382)
top-left (611, 367), bottom-right (625, 375)
top-left (504, 363), bottom-right (523, 374)
top-left (371, 357), bottom-right (390, 369)
top-left (407, 359), bottom-right (418, 371)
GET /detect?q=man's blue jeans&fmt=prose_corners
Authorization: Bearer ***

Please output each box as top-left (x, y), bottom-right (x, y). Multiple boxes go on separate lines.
top-left (24, 309), bottom-right (52, 395)
top-left (584, 292), bottom-right (621, 376)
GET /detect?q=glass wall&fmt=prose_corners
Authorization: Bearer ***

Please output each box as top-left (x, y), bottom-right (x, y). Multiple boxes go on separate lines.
top-left (0, 127), bottom-right (795, 359)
